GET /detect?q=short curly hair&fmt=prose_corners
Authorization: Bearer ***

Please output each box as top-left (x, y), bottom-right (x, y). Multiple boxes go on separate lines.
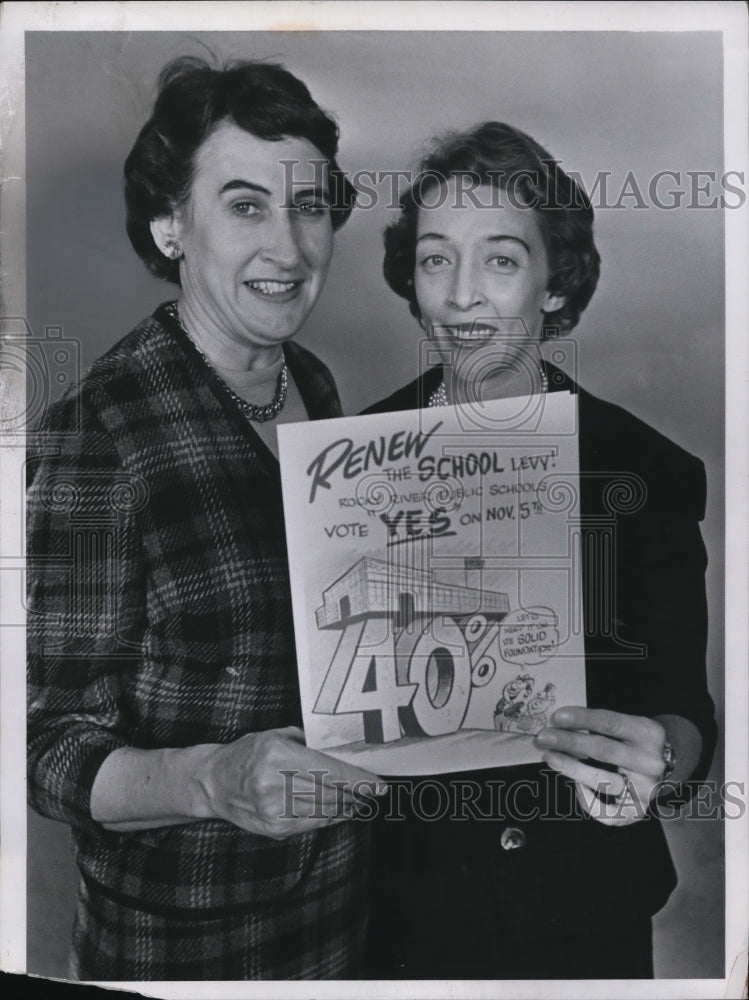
top-left (124, 57), bottom-right (356, 284)
top-left (383, 122), bottom-right (600, 335)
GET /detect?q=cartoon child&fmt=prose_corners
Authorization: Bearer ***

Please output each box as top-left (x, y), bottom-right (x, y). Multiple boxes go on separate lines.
top-left (515, 682), bottom-right (557, 734)
top-left (493, 674), bottom-right (534, 731)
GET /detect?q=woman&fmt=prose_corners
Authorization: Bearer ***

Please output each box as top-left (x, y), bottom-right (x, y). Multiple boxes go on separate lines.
top-left (363, 122), bottom-right (717, 979)
top-left (26, 57), bottom-right (382, 981)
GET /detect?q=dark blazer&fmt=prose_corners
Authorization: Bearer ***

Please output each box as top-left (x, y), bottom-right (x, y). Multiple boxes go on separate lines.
top-left (362, 364), bottom-right (717, 978)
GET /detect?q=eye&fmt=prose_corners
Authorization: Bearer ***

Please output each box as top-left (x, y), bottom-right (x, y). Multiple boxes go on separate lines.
top-left (231, 200), bottom-right (261, 218)
top-left (488, 254), bottom-right (516, 270)
top-left (419, 253), bottom-right (451, 269)
top-left (292, 199), bottom-right (329, 217)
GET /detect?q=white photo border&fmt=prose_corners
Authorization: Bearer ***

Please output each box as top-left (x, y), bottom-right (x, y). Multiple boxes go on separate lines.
top-left (1, 3), bottom-right (747, 998)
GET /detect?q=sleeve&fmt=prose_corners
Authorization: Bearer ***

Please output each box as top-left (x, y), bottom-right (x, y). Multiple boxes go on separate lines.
top-left (622, 453), bottom-right (717, 783)
top-left (26, 391), bottom-right (147, 833)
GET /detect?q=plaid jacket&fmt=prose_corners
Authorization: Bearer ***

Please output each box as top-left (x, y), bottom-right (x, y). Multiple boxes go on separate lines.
top-left (27, 303), bottom-right (369, 927)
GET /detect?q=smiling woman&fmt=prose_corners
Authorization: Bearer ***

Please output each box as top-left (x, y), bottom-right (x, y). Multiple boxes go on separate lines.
top-left (363, 121), bottom-right (717, 980)
top-left (150, 124), bottom-right (335, 369)
top-left (26, 57), bottom-right (384, 981)
top-left (412, 177), bottom-right (565, 401)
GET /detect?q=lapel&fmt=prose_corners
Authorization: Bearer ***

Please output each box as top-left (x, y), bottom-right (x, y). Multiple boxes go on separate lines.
top-left (153, 302), bottom-right (336, 473)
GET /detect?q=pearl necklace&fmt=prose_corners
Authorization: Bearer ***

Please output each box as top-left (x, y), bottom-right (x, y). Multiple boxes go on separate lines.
top-left (428, 366), bottom-right (549, 407)
top-left (166, 302), bottom-right (288, 423)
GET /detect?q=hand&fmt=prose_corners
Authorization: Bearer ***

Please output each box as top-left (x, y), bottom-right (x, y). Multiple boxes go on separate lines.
top-left (534, 707), bottom-right (668, 826)
top-left (195, 726), bottom-right (386, 839)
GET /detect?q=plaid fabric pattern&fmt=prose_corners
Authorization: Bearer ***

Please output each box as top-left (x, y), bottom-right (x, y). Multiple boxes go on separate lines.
top-left (71, 823), bottom-right (370, 981)
top-left (27, 304), bottom-right (369, 977)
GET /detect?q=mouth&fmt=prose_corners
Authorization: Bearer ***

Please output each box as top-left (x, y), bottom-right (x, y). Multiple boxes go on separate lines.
top-left (441, 323), bottom-right (499, 341)
top-left (246, 279), bottom-right (301, 300)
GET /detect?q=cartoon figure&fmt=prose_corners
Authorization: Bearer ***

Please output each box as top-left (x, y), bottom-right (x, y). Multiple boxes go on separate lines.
top-left (515, 682), bottom-right (556, 734)
top-left (493, 674), bottom-right (534, 732)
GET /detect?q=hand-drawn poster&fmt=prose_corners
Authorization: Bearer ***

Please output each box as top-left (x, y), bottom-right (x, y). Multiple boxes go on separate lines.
top-left (279, 391), bottom-right (586, 775)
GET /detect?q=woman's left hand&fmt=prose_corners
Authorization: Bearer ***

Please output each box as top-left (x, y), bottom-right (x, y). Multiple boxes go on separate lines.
top-left (534, 706), bottom-right (668, 826)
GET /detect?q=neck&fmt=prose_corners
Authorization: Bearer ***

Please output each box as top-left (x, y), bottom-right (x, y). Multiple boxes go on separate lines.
top-left (446, 359), bottom-right (547, 404)
top-left (176, 296), bottom-right (283, 373)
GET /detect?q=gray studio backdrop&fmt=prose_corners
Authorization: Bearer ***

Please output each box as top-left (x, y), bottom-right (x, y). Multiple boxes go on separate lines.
top-left (25, 30), bottom-right (725, 978)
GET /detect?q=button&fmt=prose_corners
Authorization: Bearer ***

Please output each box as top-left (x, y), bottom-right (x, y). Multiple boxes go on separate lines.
top-left (500, 826), bottom-right (526, 850)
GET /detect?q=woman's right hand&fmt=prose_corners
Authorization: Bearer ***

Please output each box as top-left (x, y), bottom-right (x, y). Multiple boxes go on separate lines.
top-left (92, 727), bottom-right (386, 837)
top-left (194, 726), bottom-right (386, 839)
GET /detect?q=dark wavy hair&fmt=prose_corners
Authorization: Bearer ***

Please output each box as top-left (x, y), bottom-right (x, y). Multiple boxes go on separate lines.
top-left (125, 57), bottom-right (356, 284)
top-left (383, 122), bottom-right (601, 335)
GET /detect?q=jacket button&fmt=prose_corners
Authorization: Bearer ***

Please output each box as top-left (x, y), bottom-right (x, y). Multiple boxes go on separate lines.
top-left (500, 826), bottom-right (526, 850)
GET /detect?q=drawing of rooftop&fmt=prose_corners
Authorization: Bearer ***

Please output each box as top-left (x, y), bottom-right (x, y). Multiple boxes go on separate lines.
top-left (315, 556), bottom-right (510, 629)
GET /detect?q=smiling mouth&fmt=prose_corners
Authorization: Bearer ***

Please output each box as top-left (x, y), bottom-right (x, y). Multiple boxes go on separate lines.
top-left (444, 323), bottom-right (499, 340)
top-left (247, 279), bottom-right (300, 297)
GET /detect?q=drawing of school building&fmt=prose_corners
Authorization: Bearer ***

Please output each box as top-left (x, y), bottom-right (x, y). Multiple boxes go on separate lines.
top-left (315, 556), bottom-right (510, 630)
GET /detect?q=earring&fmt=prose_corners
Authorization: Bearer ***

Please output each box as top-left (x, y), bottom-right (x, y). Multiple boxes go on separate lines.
top-left (164, 238), bottom-right (182, 260)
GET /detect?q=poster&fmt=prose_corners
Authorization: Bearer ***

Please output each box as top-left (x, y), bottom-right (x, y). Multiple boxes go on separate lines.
top-left (279, 391), bottom-right (587, 774)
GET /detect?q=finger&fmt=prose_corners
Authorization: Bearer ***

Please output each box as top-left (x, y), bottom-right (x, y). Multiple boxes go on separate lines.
top-left (544, 752), bottom-right (651, 826)
top-left (279, 763), bottom-right (387, 802)
top-left (549, 707), bottom-right (665, 748)
top-left (535, 728), bottom-right (663, 777)
top-left (542, 750), bottom-right (628, 799)
top-left (279, 784), bottom-right (360, 814)
top-left (271, 730), bottom-right (385, 786)
top-left (294, 777), bottom-right (383, 817)
top-left (278, 725), bottom-right (306, 743)
top-left (297, 781), bottom-right (388, 809)
top-left (249, 784), bottom-right (373, 834)
top-left (289, 748), bottom-right (387, 792)
top-left (314, 757), bottom-right (386, 790)
top-left (280, 773), bottom-right (382, 812)
top-left (279, 802), bottom-right (367, 825)
top-left (574, 782), bottom-right (639, 828)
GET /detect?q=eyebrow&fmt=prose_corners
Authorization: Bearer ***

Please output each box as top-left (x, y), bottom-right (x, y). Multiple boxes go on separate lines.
top-left (219, 180), bottom-right (272, 196)
top-left (416, 232), bottom-right (531, 254)
top-left (219, 180), bottom-right (330, 202)
top-left (289, 184), bottom-right (330, 202)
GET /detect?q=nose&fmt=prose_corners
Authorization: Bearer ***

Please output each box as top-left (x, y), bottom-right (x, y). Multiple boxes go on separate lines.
top-left (448, 261), bottom-right (486, 311)
top-left (260, 211), bottom-right (301, 269)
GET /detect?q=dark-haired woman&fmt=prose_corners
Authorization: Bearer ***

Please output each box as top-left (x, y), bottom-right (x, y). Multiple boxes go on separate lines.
top-left (27, 57), bottom-right (381, 981)
top-left (363, 122), bottom-right (717, 979)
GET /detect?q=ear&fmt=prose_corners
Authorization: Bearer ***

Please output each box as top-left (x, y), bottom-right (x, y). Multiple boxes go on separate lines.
top-left (542, 290), bottom-right (566, 314)
top-left (150, 215), bottom-right (184, 261)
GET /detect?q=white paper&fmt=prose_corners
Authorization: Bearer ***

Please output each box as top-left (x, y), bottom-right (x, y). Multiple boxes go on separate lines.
top-left (279, 391), bottom-right (586, 774)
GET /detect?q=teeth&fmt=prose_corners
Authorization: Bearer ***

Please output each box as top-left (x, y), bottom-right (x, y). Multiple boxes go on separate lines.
top-left (452, 325), bottom-right (496, 338)
top-left (249, 280), bottom-right (297, 295)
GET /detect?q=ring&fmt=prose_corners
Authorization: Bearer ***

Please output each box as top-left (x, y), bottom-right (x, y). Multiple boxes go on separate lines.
top-left (614, 772), bottom-right (632, 805)
top-left (661, 741), bottom-right (676, 781)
